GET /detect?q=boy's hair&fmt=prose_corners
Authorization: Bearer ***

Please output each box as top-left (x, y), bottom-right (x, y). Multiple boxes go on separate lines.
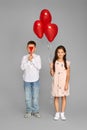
top-left (27, 41), bottom-right (36, 46)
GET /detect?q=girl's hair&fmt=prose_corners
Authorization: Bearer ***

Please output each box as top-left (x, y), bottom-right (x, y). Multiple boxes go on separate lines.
top-left (53, 45), bottom-right (67, 72)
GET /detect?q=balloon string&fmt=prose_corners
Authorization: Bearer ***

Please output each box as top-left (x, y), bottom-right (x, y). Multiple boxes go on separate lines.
top-left (47, 43), bottom-right (54, 109)
top-left (47, 43), bottom-right (53, 63)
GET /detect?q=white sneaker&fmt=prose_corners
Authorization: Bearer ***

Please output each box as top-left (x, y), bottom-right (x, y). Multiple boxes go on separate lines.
top-left (33, 112), bottom-right (41, 118)
top-left (24, 112), bottom-right (32, 118)
top-left (60, 113), bottom-right (66, 120)
top-left (54, 113), bottom-right (60, 120)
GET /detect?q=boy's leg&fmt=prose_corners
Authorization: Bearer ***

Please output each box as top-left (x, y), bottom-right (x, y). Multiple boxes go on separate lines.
top-left (24, 82), bottom-right (32, 114)
top-left (32, 80), bottom-right (40, 117)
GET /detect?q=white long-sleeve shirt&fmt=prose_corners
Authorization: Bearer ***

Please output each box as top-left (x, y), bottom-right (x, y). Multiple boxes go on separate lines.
top-left (21, 54), bottom-right (41, 82)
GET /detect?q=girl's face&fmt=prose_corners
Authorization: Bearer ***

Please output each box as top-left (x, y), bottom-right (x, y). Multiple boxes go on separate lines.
top-left (57, 49), bottom-right (65, 59)
top-left (27, 44), bottom-right (36, 54)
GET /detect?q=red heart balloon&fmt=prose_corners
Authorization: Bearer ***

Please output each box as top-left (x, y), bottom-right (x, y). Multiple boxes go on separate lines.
top-left (33, 20), bottom-right (44, 38)
top-left (40, 9), bottom-right (52, 25)
top-left (44, 23), bottom-right (58, 42)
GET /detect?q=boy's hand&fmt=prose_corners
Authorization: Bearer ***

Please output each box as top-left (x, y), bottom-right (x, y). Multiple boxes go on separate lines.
top-left (28, 55), bottom-right (33, 61)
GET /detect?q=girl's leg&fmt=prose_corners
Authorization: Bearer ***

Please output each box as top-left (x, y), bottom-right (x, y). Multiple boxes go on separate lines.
top-left (61, 96), bottom-right (66, 120)
top-left (54, 97), bottom-right (60, 120)
top-left (61, 96), bottom-right (66, 112)
top-left (54, 97), bottom-right (59, 112)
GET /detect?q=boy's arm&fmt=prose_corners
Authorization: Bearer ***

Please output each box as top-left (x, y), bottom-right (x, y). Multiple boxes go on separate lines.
top-left (31, 55), bottom-right (41, 70)
top-left (20, 56), bottom-right (31, 71)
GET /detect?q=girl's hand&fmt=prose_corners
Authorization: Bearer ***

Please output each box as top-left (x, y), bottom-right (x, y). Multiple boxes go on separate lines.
top-left (50, 69), bottom-right (54, 76)
top-left (64, 83), bottom-right (68, 91)
top-left (50, 63), bottom-right (53, 68)
top-left (50, 63), bottom-right (54, 76)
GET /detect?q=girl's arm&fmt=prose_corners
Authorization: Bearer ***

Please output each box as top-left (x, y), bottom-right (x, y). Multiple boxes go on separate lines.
top-left (50, 63), bottom-right (54, 76)
top-left (64, 66), bottom-right (70, 90)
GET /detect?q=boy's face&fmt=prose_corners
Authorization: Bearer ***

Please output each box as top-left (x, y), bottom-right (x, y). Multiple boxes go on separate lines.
top-left (27, 44), bottom-right (36, 54)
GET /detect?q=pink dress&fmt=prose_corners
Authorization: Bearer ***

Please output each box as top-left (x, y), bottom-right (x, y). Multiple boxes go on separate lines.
top-left (52, 60), bottom-right (70, 97)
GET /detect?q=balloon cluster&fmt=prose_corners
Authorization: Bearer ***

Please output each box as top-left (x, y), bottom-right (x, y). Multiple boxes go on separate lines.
top-left (33, 9), bottom-right (58, 42)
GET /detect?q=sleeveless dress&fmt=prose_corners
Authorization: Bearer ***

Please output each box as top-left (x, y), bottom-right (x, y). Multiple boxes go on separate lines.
top-left (51, 60), bottom-right (70, 97)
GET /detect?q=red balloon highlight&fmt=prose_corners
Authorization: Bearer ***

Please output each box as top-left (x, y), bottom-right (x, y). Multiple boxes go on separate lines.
top-left (33, 20), bottom-right (44, 38)
top-left (44, 23), bottom-right (58, 42)
top-left (40, 9), bottom-right (52, 25)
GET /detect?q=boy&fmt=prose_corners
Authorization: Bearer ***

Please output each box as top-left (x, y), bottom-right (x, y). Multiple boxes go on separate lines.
top-left (21, 41), bottom-right (41, 118)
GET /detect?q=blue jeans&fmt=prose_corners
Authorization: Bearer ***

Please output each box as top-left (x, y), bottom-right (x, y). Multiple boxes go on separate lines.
top-left (24, 80), bottom-right (40, 113)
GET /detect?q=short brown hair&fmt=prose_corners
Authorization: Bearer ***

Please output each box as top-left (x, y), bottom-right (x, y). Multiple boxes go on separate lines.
top-left (27, 41), bottom-right (36, 46)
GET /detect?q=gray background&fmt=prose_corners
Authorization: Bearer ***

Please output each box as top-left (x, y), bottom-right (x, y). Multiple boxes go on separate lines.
top-left (0, 0), bottom-right (87, 129)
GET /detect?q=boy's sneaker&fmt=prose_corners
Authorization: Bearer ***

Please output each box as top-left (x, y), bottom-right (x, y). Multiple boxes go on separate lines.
top-left (60, 112), bottom-right (66, 120)
top-left (54, 112), bottom-right (60, 120)
top-left (33, 112), bottom-right (40, 118)
top-left (24, 112), bottom-right (32, 118)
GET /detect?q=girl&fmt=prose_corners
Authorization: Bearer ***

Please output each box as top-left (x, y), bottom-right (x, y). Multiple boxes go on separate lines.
top-left (50, 45), bottom-right (70, 120)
